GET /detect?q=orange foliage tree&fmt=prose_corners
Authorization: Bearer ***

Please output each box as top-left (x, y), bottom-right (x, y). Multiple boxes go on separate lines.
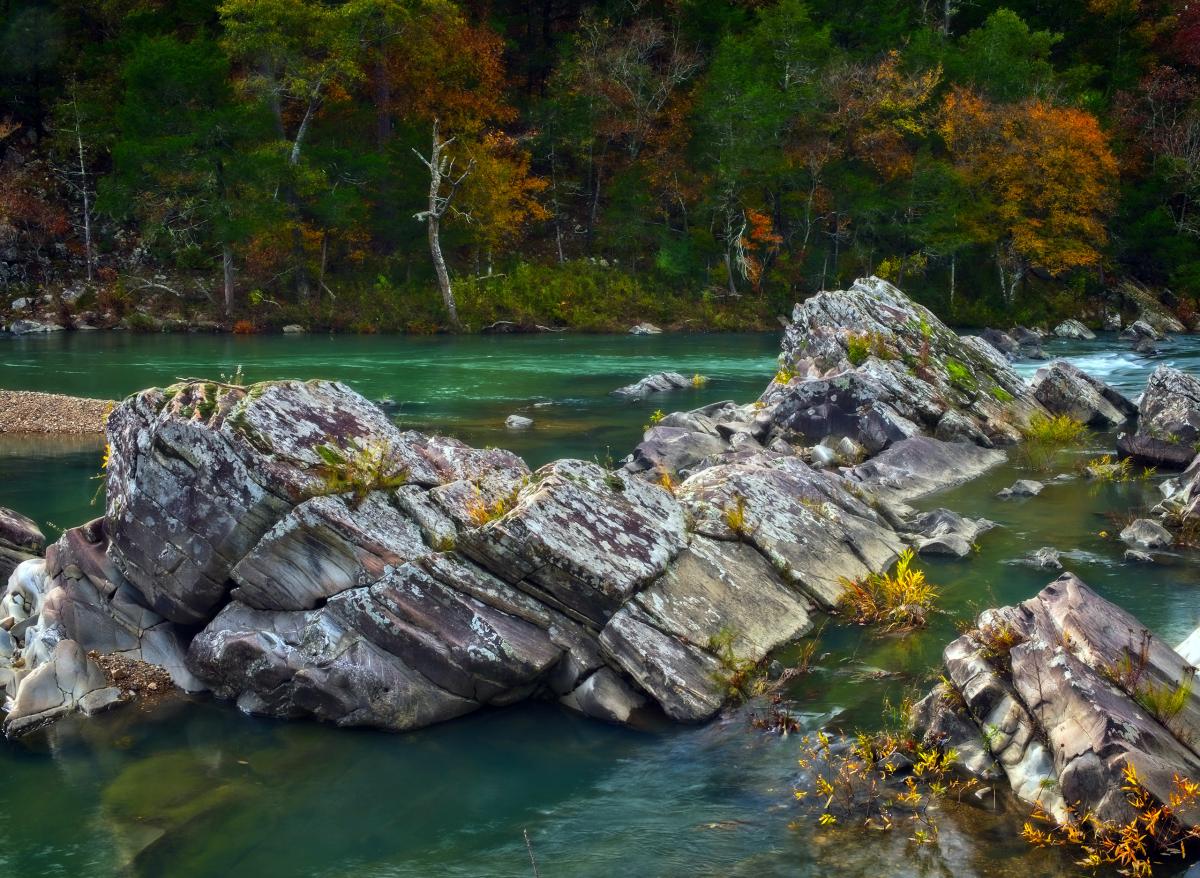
top-left (940, 86), bottom-right (1118, 300)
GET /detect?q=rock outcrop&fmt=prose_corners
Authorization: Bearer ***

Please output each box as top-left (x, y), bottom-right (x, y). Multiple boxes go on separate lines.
top-left (1114, 279), bottom-right (1186, 336)
top-left (1118, 365), bottom-right (1200, 468)
top-left (912, 574), bottom-right (1200, 826)
top-left (767, 277), bottom-right (1045, 453)
top-left (0, 278), bottom-right (1054, 739)
top-left (1030, 361), bottom-right (1137, 427)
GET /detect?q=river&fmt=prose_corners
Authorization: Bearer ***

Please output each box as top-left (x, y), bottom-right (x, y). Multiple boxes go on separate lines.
top-left (0, 330), bottom-right (1197, 877)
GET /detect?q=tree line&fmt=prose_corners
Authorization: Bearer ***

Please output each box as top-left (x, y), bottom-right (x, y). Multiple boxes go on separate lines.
top-left (1, 0), bottom-right (1198, 330)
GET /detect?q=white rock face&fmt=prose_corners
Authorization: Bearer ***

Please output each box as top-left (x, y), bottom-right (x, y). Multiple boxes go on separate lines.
top-left (505, 414), bottom-right (533, 430)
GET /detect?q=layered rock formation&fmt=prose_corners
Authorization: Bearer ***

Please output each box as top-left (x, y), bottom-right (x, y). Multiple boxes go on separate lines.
top-left (1, 278), bottom-right (1040, 737)
top-left (912, 574), bottom-right (1200, 826)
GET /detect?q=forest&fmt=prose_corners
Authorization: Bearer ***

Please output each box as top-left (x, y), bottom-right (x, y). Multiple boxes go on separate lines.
top-left (0, 0), bottom-right (1198, 332)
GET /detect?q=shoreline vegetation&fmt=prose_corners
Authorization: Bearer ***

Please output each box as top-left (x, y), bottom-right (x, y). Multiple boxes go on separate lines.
top-left (2, 3), bottom-right (1200, 337)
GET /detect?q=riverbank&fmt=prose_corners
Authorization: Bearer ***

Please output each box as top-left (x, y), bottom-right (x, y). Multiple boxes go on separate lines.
top-left (0, 390), bottom-right (113, 434)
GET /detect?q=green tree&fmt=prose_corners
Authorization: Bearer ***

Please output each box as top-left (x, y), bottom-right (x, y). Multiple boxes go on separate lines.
top-left (99, 35), bottom-right (270, 315)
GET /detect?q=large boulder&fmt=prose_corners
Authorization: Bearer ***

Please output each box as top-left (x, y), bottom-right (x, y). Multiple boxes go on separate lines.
top-left (767, 277), bottom-right (1045, 453)
top-left (912, 574), bottom-right (1200, 826)
top-left (0, 506), bottom-right (44, 583)
top-left (675, 453), bottom-right (903, 608)
top-left (1029, 361), bottom-right (1137, 427)
top-left (844, 436), bottom-right (1006, 507)
top-left (459, 459), bottom-right (687, 626)
top-left (1117, 365), bottom-right (1200, 468)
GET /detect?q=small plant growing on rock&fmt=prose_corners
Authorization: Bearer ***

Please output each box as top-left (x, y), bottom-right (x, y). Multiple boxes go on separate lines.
top-left (774, 365), bottom-right (797, 385)
top-left (974, 621), bottom-right (1027, 673)
top-left (466, 484), bottom-right (523, 527)
top-left (723, 495), bottom-right (751, 538)
top-left (991, 385), bottom-right (1015, 403)
top-left (649, 409), bottom-right (666, 425)
top-left (708, 628), bottom-right (761, 700)
top-left (1024, 413), bottom-right (1089, 446)
top-left (838, 549), bottom-right (937, 633)
top-left (312, 438), bottom-right (409, 507)
top-left (1022, 761), bottom-right (1200, 875)
top-left (944, 357), bottom-right (976, 393)
top-left (656, 469), bottom-right (677, 496)
top-left (846, 333), bottom-right (871, 366)
top-left (691, 373), bottom-right (708, 388)
top-left (1083, 454), bottom-right (1156, 483)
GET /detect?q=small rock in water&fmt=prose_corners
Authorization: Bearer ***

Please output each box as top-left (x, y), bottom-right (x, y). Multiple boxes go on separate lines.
top-left (997, 479), bottom-right (1043, 498)
top-left (1053, 319), bottom-right (1096, 340)
top-left (1120, 518), bottom-right (1173, 549)
top-left (8, 319), bottom-right (63, 335)
top-left (629, 322), bottom-right (662, 335)
top-left (282, 324), bottom-right (307, 334)
top-left (505, 414), bottom-right (533, 430)
top-left (1029, 547), bottom-right (1063, 570)
top-left (1132, 335), bottom-right (1159, 357)
top-left (1124, 548), bottom-right (1155, 564)
top-left (611, 371), bottom-right (690, 400)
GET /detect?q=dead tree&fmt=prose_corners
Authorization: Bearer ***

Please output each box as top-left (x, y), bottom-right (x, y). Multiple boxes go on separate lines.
top-left (413, 119), bottom-right (474, 328)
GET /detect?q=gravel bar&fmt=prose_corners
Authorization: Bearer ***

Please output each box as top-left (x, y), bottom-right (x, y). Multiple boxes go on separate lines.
top-left (0, 390), bottom-right (114, 434)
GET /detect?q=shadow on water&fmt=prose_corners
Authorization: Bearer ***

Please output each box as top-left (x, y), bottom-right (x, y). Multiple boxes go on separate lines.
top-left (0, 331), bottom-right (1199, 876)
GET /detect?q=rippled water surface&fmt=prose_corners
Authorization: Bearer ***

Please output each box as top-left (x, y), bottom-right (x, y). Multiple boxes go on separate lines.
top-left (1, 330), bottom-right (1199, 877)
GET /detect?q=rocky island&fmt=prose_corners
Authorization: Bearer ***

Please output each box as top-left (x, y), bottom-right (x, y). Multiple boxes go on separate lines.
top-left (5, 277), bottom-right (1200, 873)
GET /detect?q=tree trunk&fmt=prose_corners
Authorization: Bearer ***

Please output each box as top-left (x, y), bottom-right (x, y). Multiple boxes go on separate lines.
top-left (724, 250), bottom-right (738, 295)
top-left (428, 215), bottom-right (458, 326)
top-left (949, 251), bottom-right (956, 310)
top-left (222, 245), bottom-right (236, 317)
top-left (71, 93), bottom-right (93, 282)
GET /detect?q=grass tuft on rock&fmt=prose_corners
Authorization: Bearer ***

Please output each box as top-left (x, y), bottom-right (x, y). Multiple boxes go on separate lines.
top-left (838, 549), bottom-right (937, 633)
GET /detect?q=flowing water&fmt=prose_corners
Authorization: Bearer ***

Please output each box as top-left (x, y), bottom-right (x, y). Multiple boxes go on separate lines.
top-left (1, 330), bottom-right (1199, 877)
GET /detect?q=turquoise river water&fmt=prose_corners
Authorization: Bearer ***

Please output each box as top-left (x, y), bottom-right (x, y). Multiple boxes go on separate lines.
top-left (1, 330), bottom-right (1199, 877)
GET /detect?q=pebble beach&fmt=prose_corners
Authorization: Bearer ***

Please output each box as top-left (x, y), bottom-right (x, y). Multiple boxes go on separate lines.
top-left (0, 390), bottom-right (114, 434)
